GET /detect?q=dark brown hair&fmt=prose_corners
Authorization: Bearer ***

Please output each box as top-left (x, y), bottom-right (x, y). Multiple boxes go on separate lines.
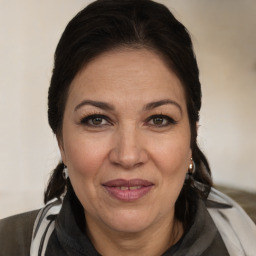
top-left (45, 0), bottom-right (212, 223)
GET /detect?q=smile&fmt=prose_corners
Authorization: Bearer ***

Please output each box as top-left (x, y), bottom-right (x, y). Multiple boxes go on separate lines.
top-left (102, 179), bottom-right (154, 201)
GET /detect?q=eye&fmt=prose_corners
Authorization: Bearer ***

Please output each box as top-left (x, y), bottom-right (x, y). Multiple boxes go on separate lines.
top-left (146, 115), bottom-right (177, 127)
top-left (80, 114), bottom-right (111, 127)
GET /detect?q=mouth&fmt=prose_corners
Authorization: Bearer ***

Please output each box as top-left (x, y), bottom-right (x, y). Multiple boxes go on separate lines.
top-left (102, 179), bottom-right (154, 201)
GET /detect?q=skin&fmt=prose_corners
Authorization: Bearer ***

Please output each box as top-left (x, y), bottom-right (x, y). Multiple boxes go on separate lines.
top-left (59, 48), bottom-right (192, 256)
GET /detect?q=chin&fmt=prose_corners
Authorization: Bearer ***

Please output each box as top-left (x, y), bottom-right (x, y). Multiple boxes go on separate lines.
top-left (103, 209), bottom-right (155, 233)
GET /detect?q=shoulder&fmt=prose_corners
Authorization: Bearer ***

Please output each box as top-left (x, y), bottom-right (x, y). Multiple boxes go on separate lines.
top-left (206, 188), bottom-right (256, 256)
top-left (0, 210), bottom-right (39, 256)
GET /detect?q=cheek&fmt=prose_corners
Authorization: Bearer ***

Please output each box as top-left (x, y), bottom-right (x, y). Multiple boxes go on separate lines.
top-left (151, 135), bottom-right (191, 204)
top-left (63, 133), bottom-right (110, 177)
top-left (149, 133), bottom-right (191, 175)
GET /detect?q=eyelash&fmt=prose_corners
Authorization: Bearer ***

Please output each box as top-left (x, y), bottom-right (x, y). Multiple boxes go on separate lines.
top-left (80, 113), bottom-right (112, 127)
top-left (79, 113), bottom-right (177, 128)
top-left (145, 114), bottom-right (177, 127)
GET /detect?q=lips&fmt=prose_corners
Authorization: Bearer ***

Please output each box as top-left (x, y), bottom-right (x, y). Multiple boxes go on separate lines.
top-left (102, 179), bottom-right (154, 201)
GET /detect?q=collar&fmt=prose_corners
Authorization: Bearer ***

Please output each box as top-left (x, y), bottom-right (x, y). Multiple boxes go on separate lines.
top-left (55, 192), bottom-right (100, 256)
top-left (163, 199), bottom-right (230, 255)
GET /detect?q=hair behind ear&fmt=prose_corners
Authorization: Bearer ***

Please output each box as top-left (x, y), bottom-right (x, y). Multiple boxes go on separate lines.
top-left (44, 162), bottom-right (66, 204)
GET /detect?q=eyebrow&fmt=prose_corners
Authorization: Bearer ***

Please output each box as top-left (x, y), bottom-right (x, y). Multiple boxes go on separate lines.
top-left (74, 100), bottom-right (115, 112)
top-left (143, 99), bottom-right (182, 113)
top-left (74, 99), bottom-right (182, 113)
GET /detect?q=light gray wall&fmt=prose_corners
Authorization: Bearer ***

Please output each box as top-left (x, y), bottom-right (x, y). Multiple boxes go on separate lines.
top-left (0, 0), bottom-right (255, 218)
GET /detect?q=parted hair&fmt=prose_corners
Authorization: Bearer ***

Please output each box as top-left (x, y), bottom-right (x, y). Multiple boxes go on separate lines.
top-left (45, 0), bottom-right (212, 225)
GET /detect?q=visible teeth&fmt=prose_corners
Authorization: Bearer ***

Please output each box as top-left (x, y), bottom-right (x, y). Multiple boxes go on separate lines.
top-left (129, 186), bottom-right (142, 190)
top-left (117, 186), bottom-right (142, 190)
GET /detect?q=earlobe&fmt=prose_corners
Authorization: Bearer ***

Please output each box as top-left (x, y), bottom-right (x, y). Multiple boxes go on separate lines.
top-left (57, 137), bottom-right (66, 165)
top-left (196, 122), bottom-right (199, 133)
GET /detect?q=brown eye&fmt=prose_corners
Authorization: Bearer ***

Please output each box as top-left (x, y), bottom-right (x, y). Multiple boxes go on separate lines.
top-left (80, 114), bottom-right (111, 127)
top-left (147, 115), bottom-right (177, 127)
top-left (153, 117), bottom-right (164, 125)
top-left (91, 117), bottom-right (103, 125)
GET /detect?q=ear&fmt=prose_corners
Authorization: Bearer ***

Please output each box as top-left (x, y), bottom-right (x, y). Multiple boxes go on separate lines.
top-left (196, 121), bottom-right (199, 133)
top-left (57, 135), bottom-right (67, 165)
top-left (189, 147), bottom-right (193, 160)
top-left (190, 122), bottom-right (199, 159)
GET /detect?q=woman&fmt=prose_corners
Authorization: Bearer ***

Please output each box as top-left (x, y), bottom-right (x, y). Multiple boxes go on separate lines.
top-left (1, 0), bottom-right (255, 255)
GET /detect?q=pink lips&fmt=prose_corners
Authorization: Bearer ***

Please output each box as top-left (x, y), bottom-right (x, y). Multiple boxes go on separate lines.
top-left (102, 179), bottom-right (154, 201)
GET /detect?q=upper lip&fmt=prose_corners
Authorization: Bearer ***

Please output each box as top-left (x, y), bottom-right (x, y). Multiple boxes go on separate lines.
top-left (102, 179), bottom-right (154, 187)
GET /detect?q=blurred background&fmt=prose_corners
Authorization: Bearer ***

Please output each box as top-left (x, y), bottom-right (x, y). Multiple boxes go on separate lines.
top-left (0, 0), bottom-right (255, 219)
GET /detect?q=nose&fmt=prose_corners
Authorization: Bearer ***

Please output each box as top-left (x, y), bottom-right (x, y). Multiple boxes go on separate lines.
top-left (109, 126), bottom-right (148, 169)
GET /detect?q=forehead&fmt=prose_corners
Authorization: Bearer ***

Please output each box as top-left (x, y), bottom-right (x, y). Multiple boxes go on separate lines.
top-left (67, 48), bottom-right (186, 109)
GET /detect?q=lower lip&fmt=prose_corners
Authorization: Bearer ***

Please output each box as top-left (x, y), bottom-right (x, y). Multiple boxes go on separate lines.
top-left (103, 186), bottom-right (153, 201)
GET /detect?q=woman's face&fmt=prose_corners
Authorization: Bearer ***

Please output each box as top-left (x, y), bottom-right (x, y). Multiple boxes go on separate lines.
top-left (60, 48), bottom-right (191, 234)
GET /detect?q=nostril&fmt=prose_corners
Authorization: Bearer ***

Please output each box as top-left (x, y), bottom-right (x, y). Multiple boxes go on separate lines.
top-left (110, 156), bottom-right (144, 170)
top-left (134, 162), bottom-right (143, 168)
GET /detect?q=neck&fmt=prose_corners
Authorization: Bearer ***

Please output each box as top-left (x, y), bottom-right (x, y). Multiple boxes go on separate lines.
top-left (85, 213), bottom-right (184, 256)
